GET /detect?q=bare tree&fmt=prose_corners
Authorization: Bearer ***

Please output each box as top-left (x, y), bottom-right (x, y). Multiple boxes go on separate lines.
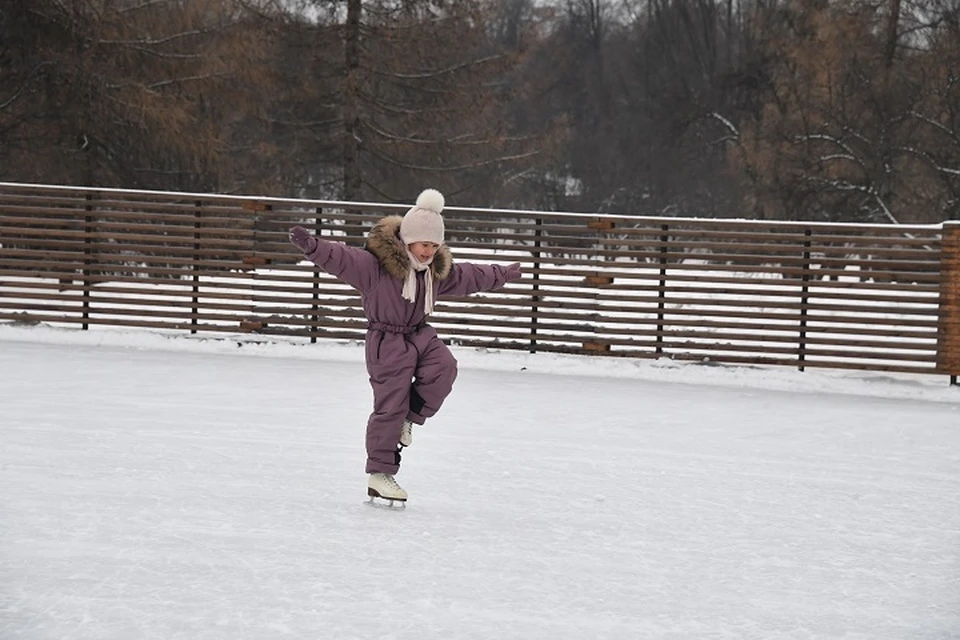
top-left (534, 0), bottom-right (752, 217)
top-left (0, 0), bottom-right (277, 191)
top-left (261, 0), bottom-right (562, 207)
top-left (730, 0), bottom-right (960, 222)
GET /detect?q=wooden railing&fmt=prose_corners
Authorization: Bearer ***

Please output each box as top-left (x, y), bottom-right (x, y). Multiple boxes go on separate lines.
top-left (1, 182), bottom-right (958, 383)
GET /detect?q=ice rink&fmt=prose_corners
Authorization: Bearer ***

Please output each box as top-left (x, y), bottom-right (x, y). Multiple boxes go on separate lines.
top-left (2, 327), bottom-right (959, 639)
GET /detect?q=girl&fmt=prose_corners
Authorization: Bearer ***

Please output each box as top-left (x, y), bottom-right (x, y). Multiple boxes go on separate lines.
top-left (289, 189), bottom-right (521, 506)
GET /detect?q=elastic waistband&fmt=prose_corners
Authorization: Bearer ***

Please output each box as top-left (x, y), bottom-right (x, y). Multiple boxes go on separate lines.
top-left (368, 321), bottom-right (425, 335)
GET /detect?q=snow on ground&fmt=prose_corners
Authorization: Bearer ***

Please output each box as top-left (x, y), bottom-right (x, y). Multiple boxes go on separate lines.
top-left (1, 324), bottom-right (959, 640)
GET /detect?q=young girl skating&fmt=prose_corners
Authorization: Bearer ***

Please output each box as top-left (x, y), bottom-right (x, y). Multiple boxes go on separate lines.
top-left (289, 189), bottom-right (521, 506)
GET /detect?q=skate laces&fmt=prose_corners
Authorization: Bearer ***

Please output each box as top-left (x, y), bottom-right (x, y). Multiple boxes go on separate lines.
top-left (382, 474), bottom-right (401, 490)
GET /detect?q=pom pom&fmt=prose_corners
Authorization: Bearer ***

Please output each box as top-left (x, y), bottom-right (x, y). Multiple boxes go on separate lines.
top-left (415, 188), bottom-right (445, 214)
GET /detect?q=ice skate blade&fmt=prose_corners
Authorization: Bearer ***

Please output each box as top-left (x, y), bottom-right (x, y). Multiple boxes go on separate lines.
top-left (366, 496), bottom-right (406, 510)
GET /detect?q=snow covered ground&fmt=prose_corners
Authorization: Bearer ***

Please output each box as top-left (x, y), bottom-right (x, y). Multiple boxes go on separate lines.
top-left (1, 324), bottom-right (959, 640)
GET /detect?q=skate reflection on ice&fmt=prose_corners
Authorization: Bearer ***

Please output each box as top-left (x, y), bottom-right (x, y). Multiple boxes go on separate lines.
top-left (365, 496), bottom-right (407, 511)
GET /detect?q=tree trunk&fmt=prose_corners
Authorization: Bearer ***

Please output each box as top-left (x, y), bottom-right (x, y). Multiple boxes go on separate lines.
top-left (341, 0), bottom-right (365, 243)
top-left (883, 0), bottom-right (901, 69)
top-left (343, 0), bottom-right (362, 203)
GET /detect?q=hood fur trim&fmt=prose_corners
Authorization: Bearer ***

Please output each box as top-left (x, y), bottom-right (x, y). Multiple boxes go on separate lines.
top-left (365, 215), bottom-right (452, 281)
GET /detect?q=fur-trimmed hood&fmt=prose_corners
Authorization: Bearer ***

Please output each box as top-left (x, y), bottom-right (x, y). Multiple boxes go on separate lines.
top-left (365, 215), bottom-right (452, 281)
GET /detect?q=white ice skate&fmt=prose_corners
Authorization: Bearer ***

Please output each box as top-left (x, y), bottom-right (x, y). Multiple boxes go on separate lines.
top-left (367, 473), bottom-right (407, 509)
top-left (399, 419), bottom-right (414, 448)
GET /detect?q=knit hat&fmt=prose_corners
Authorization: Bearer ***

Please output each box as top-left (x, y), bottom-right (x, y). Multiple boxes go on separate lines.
top-left (399, 189), bottom-right (445, 246)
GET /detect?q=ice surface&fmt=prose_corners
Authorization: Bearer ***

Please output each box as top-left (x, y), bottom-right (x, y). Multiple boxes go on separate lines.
top-left (1, 326), bottom-right (959, 639)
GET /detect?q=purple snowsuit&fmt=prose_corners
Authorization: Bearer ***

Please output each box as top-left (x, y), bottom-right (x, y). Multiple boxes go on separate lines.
top-left (298, 214), bottom-right (516, 475)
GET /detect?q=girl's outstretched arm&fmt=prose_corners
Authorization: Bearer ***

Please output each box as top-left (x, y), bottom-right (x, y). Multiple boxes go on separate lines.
top-left (437, 261), bottom-right (521, 297)
top-left (289, 226), bottom-right (378, 292)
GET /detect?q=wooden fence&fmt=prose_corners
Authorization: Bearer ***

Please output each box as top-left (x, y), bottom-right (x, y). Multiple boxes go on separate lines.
top-left (1, 182), bottom-right (958, 384)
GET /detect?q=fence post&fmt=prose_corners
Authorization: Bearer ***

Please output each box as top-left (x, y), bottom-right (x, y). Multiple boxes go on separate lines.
top-left (529, 216), bottom-right (541, 353)
top-left (656, 224), bottom-right (669, 356)
top-left (937, 222), bottom-right (960, 385)
top-left (311, 207), bottom-right (323, 344)
top-left (799, 228), bottom-right (812, 372)
top-left (81, 192), bottom-right (95, 330)
top-left (192, 200), bottom-right (202, 334)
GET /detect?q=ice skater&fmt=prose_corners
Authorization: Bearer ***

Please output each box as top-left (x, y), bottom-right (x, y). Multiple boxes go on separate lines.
top-left (289, 189), bottom-right (522, 507)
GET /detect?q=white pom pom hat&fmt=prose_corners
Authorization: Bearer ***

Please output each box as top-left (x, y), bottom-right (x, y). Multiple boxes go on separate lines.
top-left (400, 189), bottom-right (446, 246)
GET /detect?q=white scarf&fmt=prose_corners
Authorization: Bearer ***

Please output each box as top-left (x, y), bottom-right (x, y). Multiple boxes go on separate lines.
top-left (402, 249), bottom-right (435, 314)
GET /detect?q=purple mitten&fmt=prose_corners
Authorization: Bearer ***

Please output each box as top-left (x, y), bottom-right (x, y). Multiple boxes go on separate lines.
top-left (503, 262), bottom-right (522, 282)
top-left (289, 226), bottom-right (318, 254)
